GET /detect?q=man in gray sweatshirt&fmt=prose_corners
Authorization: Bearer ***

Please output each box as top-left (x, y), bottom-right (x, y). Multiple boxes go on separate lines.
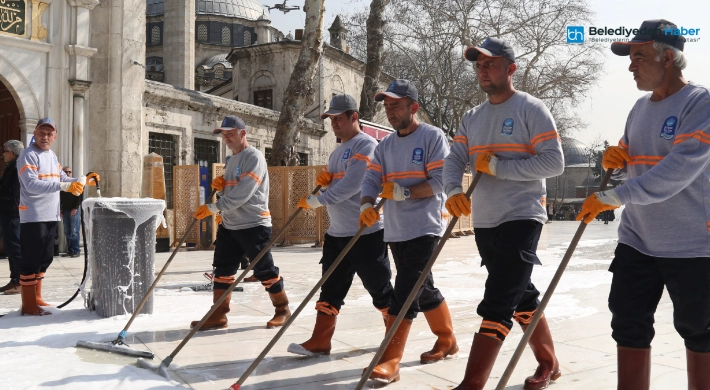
top-left (443, 38), bottom-right (564, 390)
top-left (577, 19), bottom-right (710, 389)
top-left (192, 115), bottom-right (290, 330)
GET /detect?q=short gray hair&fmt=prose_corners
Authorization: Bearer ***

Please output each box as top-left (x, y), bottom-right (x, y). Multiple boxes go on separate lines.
top-left (653, 42), bottom-right (687, 70)
top-left (4, 140), bottom-right (24, 157)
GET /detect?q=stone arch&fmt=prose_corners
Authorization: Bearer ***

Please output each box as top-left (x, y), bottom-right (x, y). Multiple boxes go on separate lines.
top-left (330, 74), bottom-right (344, 95)
top-left (249, 70), bottom-right (275, 90)
top-left (0, 52), bottom-right (42, 124)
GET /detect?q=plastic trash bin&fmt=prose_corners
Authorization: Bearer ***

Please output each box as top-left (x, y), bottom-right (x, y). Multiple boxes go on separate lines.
top-left (82, 198), bottom-right (166, 318)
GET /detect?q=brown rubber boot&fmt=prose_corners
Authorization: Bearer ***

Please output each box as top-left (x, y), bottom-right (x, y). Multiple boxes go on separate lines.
top-left (36, 273), bottom-right (50, 307)
top-left (453, 333), bottom-right (502, 390)
top-left (617, 346), bottom-right (650, 390)
top-left (421, 301), bottom-right (459, 364)
top-left (266, 290), bottom-right (291, 328)
top-left (369, 315), bottom-right (413, 383)
top-left (190, 289), bottom-right (230, 330)
top-left (243, 274), bottom-right (259, 282)
top-left (287, 312), bottom-right (336, 356)
top-left (21, 284), bottom-right (51, 316)
top-left (687, 348), bottom-right (710, 390)
top-left (521, 316), bottom-right (561, 389)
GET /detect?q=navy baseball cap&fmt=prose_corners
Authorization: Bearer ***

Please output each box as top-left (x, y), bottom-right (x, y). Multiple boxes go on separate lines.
top-left (375, 79), bottom-right (418, 102)
top-left (465, 37), bottom-right (516, 63)
top-left (320, 94), bottom-right (358, 119)
top-left (611, 19), bottom-right (686, 56)
top-left (36, 117), bottom-right (57, 131)
top-left (213, 115), bottom-right (247, 134)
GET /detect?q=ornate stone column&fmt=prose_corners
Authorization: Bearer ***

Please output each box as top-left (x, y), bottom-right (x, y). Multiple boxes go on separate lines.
top-left (69, 80), bottom-right (91, 175)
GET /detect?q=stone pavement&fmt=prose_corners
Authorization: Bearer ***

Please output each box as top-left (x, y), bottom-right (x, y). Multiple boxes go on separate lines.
top-left (0, 220), bottom-right (689, 389)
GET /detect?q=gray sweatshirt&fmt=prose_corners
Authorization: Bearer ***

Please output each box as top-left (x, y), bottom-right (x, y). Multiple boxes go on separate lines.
top-left (17, 144), bottom-right (78, 223)
top-left (217, 145), bottom-right (271, 230)
top-left (613, 82), bottom-right (710, 258)
top-left (444, 91), bottom-right (564, 228)
top-left (362, 123), bottom-right (449, 242)
top-left (318, 131), bottom-right (383, 237)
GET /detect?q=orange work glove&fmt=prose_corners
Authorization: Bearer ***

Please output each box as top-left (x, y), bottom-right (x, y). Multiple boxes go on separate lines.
top-left (194, 204), bottom-right (218, 220)
top-left (316, 169), bottom-right (334, 187)
top-left (359, 203), bottom-right (380, 227)
top-left (298, 194), bottom-right (323, 209)
top-left (475, 152), bottom-right (499, 176)
top-left (60, 181), bottom-right (85, 197)
top-left (381, 182), bottom-right (408, 201)
top-left (576, 190), bottom-right (622, 224)
top-left (445, 188), bottom-right (471, 218)
top-left (86, 172), bottom-right (100, 186)
top-left (215, 214), bottom-right (223, 225)
top-left (212, 176), bottom-right (226, 192)
top-left (602, 146), bottom-right (631, 170)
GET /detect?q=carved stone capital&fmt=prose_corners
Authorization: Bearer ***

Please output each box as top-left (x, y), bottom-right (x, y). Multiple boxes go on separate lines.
top-left (69, 79), bottom-right (92, 96)
top-left (67, 0), bottom-right (99, 10)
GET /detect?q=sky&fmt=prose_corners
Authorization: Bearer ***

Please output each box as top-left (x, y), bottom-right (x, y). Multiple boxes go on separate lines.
top-left (260, 0), bottom-right (710, 146)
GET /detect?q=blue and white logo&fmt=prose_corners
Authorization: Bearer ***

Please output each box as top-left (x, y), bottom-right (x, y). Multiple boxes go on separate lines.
top-left (388, 80), bottom-right (397, 91)
top-left (567, 26), bottom-right (585, 44)
top-left (235, 165), bottom-right (242, 178)
top-left (501, 118), bottom-right (514, 137)
top-left (660, 116), bottom-right (678, 140)
top-left (412, 148), bottom-right (424, 165)
top-left (342, 148), bottom-right (351, 162)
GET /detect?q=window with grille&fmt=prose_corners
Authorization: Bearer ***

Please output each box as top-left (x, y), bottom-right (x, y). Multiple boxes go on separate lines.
top-left (194, 138), bottom-right (220, 183)
top-left (214, 65), bottom-right (224, 79)
top-left (151, 26), bottom-right (161, 45)
top-left (197, 24), bottom-right (208, 42)
top-left (149, 132), bottom-right (177, 208)
top-left (243, 30), bottom-right (252, 46)
top-left (222, 26), bottom-right (231, 45)
top-left (254, 89), bottom-right (272, 109)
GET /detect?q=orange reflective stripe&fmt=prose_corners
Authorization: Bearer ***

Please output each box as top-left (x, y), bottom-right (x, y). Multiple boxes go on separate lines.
top-left (426, 160), bottom-right (444, 170)
top-left (351, 153), bottom-right (371, 163)
top-left (315, 301), bottom-right (339, 316)
top-left (213, 275), bottom-right (236, 284)
top-left (260, 211), bottom-right (270, 217)
top-left (707, 222), bottom-right (710, 231)
top-left (629, 155), bottom-right (664, 166)
top-left (37, 173), bottom-right (61, 179)
top-left (241, 172), bottom-right (262, 185)
top-left (19, 206), bottom-right (27, 210)
top-left (225, 180), bottom-right (238, 186)
top-left (367, 163), bottom-right (382, 172)
top-left (332, 171), bottom-right (346, 179)
top-left (20, 274), bottom-right (38, 286)
top-left (453, 135), bottom-right (468, 144)
top-left (479, 332), bottom-right (502, 341)
top-left (383, 171), bottom-right (428, 181)
top-left (481, 320), bottom-right (510, 336)
top-left (618, 139), bottom-right (629, 149)
top-left (19, 164), bottom-right (38, 174)
top-left (674, 130), bottom-right (710, 145)
top-left (469, 143), bottom-right (535, 155)
top-left (530, 130), bottom-right (559, 147)
top-left (261, 275), bottom-right (281, 289)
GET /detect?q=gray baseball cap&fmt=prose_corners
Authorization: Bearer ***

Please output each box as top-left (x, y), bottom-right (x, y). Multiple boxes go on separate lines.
top-left (374, 79), bottom-right (419, 102)
top-left (611, 19), bottom-right (686, 56)
top-left (465, 37), bottom-right (516, 63)
top-left (213, 115), bottom-right (247, 134)
top-left (320, 94), bottom-right (358, 119)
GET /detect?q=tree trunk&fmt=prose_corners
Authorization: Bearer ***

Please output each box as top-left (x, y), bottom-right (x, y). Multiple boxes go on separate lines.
top-left (358, 0), bottom-right (389, 121)
top-left (267, 0), bottom-right (326, 166)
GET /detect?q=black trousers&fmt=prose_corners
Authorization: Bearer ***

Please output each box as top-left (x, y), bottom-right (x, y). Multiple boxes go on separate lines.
top-left (318, 229), bottom-right (393, 313)
top-left (213, 224), bottom-right (283, 293)
top-left (474, 220), bottom-right (542, 333)
top-left (388, 235), bottom-right (445, 320)
top-left (20, 221), bottom-right (58, 276)
top-left (609, 243), bottom-right (710, 352)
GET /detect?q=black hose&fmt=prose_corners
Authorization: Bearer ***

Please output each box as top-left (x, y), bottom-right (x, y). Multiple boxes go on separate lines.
top-left (57, 197), bottom-right (90, 309)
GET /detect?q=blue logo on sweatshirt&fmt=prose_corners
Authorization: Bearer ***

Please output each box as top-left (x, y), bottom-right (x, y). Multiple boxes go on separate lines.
top-left (235, 165), bottom-right (242, 179)
top-left (412, 148), bottom-right (424, 165)
top-left (342, 148), bottom-right (351, 162)
top-left (501, 118), bottom-right (514, 137)
top-left (660, 116), bottom-right (677, 140)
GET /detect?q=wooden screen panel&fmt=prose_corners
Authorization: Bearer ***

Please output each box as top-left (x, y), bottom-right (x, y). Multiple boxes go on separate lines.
top-left (173, 165), bottom-right (200, 246)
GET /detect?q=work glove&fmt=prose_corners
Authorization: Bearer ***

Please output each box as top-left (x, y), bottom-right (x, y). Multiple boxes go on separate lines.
top-left (212, 176), bottom-right (226, 192)
top-left (445, 187), bottom-right (471, 218)
top-left (576, 190), bottom-right (621, 224)
top-left (60, 177), bottom-right (85, 196)
top-left (602, 146), bottom-right (631, 170)
top-left (85, 172), bottom-right (100, 186)
top-left (316, 169), bottom-right (333, 187)
top-left (475, 152), bottom-right (498, 176)
top-left (381, 182), bottom-right (408, 201)
top-left (298, 194), bottom-right (323, 209)
top-left (194, 203), bottom-right (219, 220)
top-left (359, 203), bottom-right (379, 227)
top-left (215, 214), bottom-right (223, 225)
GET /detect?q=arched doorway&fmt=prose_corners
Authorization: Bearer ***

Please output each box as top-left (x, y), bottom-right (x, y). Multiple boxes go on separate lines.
top-left (0, 79), bottom-right (20, 175)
